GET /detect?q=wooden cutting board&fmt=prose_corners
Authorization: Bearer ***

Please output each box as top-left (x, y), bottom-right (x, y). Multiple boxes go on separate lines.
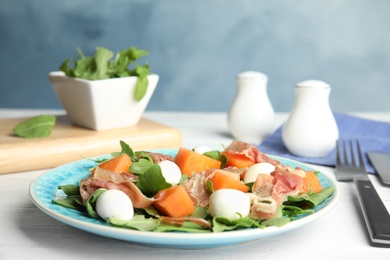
top-left (0, 115), bottom-right (182, 174)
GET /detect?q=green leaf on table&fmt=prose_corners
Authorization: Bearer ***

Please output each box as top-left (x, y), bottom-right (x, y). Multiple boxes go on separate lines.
top-left (13, 114), bottom-right (56, 138)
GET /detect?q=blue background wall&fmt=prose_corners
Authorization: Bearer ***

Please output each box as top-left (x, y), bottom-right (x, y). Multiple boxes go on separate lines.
top-left (1, 0), bottom-right (390, 112)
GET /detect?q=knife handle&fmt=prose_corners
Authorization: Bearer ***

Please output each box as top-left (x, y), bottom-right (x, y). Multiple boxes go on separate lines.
top-left (354, 175), bottom-right (390, 247)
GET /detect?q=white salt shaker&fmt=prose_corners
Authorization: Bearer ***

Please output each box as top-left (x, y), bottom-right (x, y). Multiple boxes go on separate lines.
top-left (228, 71), bottom-right (275, 145)
top-left (282, 80), bottom-right (339, 157)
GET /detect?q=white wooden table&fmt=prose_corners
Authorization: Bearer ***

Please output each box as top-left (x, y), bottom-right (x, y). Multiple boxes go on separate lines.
top-left (1, 109), bottom-right (390, 259)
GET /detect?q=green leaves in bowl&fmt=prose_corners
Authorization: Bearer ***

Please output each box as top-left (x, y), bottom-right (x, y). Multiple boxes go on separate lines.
top-left (59, 46), bottom-right (151, 101)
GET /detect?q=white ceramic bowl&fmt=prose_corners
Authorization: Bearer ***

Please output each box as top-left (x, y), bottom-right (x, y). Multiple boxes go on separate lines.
top-left (49, 71), bottom-right (158, 130)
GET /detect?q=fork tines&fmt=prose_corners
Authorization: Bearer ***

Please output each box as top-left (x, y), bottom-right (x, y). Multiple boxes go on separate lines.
top-left (335, 139), bottom-right (366, 181)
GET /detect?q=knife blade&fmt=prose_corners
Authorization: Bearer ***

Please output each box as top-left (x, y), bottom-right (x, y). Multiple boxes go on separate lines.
top-left (354, 174), bottom-right (390, 247)
top-left (368, 152), bottom-right (390, 185)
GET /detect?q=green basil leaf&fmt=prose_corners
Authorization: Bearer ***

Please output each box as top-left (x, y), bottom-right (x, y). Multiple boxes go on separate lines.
top-left (13, 114), bottom-right (56, 138)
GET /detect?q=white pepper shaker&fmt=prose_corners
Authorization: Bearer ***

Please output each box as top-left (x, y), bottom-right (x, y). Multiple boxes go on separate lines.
top-left (282, 80), bottom-right (339, 157)
top-left (228, 71), bottom-right (275, 145)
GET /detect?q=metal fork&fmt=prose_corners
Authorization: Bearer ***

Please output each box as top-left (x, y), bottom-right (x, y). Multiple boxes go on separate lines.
top-left (336, 139), bottom-right (390, 247)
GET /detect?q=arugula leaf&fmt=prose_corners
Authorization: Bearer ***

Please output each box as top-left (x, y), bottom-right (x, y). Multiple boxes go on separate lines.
top-left (52, 185), bottom-right (84, 210)
top-left (118, 140), bottom-right (156, 174)
top-left (59, 46), bottom-right (151, 101)
top-left (179, 174), bottom-right (189, 184)
top-left (212, 215), bottom-right (263, 232)
top-left (127, 46), bottom-right (149, 61)
top-left (306, 186), bottom-right (335, 208)
top-left (190, 206), bottom-right (209, 219)
top-left (134, 151), bottom-right (154, 162)
top-left (52, 197), bottom-right (84, 210)
top-left (93, 47), bottom-right (114, 79)
top-left (285, 186), bottom-right (335, 208)
top-left (82, 155), bottom-right (107, 164)
top-left (206, 179), bottom-right (214, 193)
top-left (134, 206), bottom-right (160, 217)
top-left (282, 205), bottom-right (314, 217)
top-left (134, 71), bottom-right (149, 101)
top-left (59, 58), bottom-right (72, 76)
top-left (86, 188), bottom-right (107, 219)
top-left (130, 158), bottom-right (154, 174)
top-left (13, 114), bottom-right (56, 138)
top-left (58, 184), bottom-right (80, 197)
top-left (119, 140), bottom-right (135, 159)
top-left (155, 222), bottom-right (211, 233)
top-left (261, 217), bottom-right (291, 227)
top-left (136, 164), bottom-right (171, 197)
top-left (203, 150), bottom-right (228, 168)
top-left (108, 215), bottom-right (160, 231)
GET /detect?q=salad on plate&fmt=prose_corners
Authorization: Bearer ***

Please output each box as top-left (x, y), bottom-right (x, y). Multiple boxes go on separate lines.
top-left (52, 140), bottom-right (335, 233)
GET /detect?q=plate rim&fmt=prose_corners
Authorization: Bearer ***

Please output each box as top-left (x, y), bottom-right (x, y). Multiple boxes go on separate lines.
top-left (29, 149), bottom-right (340, 248)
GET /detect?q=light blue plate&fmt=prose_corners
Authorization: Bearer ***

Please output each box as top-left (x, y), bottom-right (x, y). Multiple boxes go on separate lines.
top-left (29, 149), bottom-right (340, 248)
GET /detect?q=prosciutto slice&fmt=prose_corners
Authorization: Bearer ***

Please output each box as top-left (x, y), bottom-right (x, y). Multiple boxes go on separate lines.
top-left (247, 160), bottom-right (305, 220)
top-left (182, 171), bottom-right (211, 207)
top-left (248, 194), bottom-right (278, 220)
top-left (79, 166), bottom-right (156, 208)
top-left (251, 174), bottom-right (275, 197)
top-left (224, 140), bottom-right (281, 166)
top-left (159, 216), bottom-right (212, 229)
top-left (271, 169), bottom-right (304, 201)
top-left (144, 152), bottom-right (175, 163)
top-left (182, 168), bottom-right (244, 207)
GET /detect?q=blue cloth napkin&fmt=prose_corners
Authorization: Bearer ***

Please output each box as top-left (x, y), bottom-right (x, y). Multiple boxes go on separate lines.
top-left (258, 113), bottom-right (390, 174)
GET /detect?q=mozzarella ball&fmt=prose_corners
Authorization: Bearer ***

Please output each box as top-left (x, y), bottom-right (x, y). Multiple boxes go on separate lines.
top-left (244, 162), bottom-right (276, 184)
top-left (158, 160), bottom-right (182, 186)
top-left (96, 189), bottom-right (134, 221)
top-left (208, 189), bottom-right (250, 221)
top-left (193, 145), bottom-right (212, 155)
